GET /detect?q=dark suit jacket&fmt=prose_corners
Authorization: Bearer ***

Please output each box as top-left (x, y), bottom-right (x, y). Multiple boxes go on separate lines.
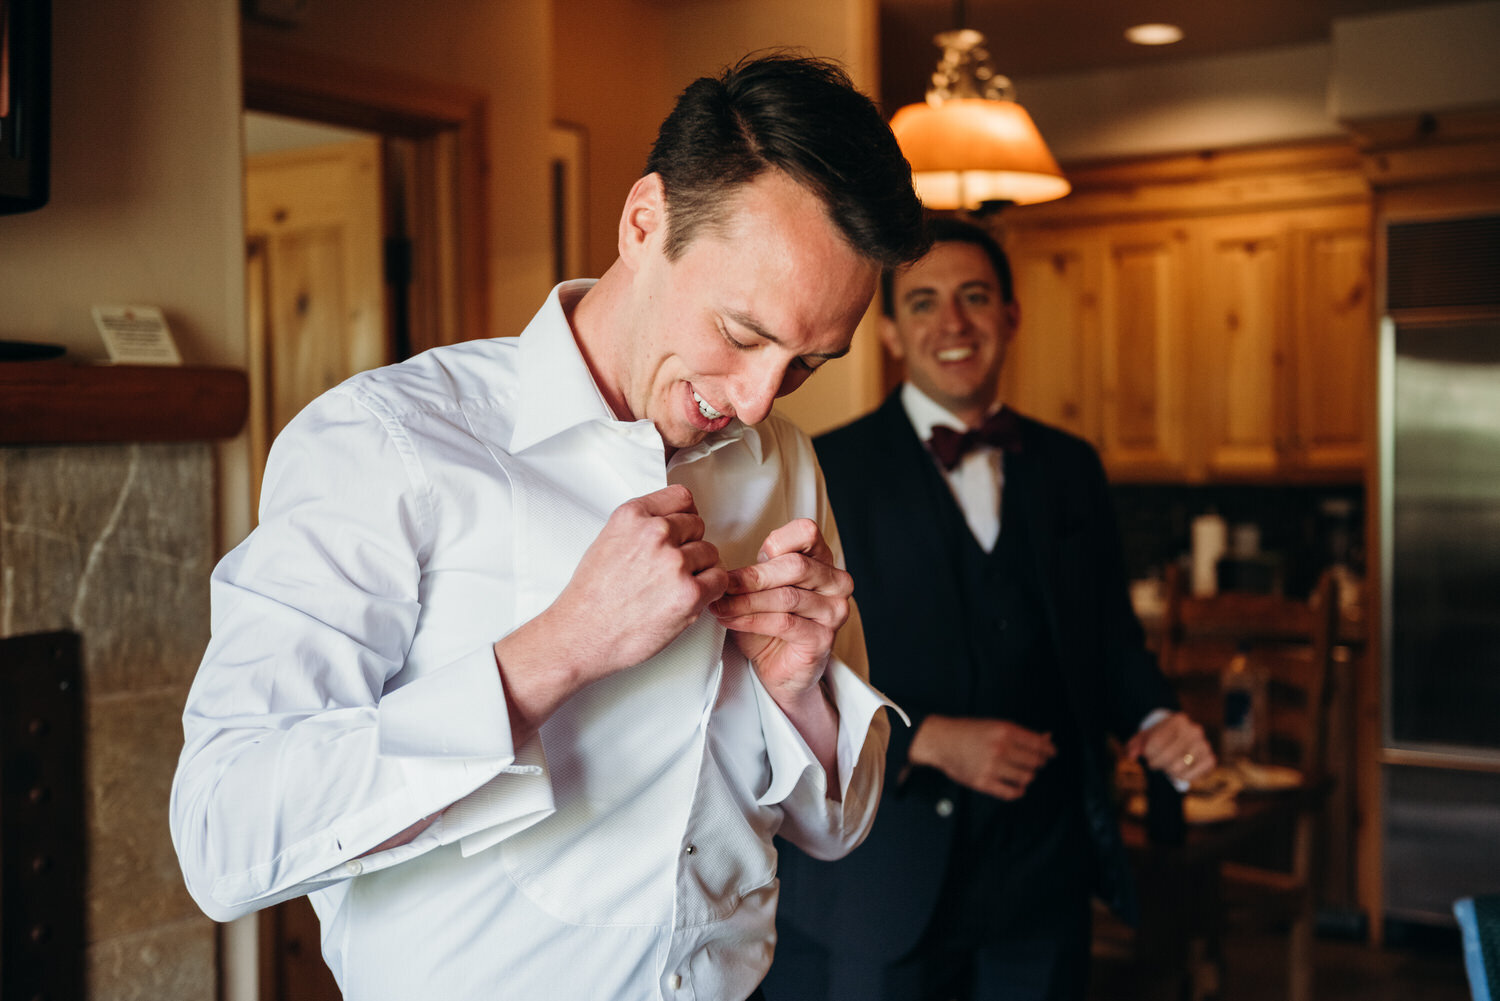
top-left (775, 390), bottom-right (1177, 963)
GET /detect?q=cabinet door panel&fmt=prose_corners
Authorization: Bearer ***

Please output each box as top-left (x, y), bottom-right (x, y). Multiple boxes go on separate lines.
top-left (1100, 225), bottom-right (1190, 478)
top-left (1201, 222), bottom-right (1288, 477)
top-left (1006, 241), bottom-right (1099, 442)
top-left (1291, 212), bottom-right (1373, 473)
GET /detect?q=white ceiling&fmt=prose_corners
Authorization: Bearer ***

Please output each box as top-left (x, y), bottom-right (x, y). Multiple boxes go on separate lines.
top-left (879, 0), bottom-right (1465, 108)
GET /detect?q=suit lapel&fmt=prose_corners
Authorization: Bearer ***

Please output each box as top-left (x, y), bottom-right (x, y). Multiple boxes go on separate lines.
top-left (869, 393), bottom-right (963, 561)
top-left (1005, 425), bottom-right (1088, 717)
top-left (868, 396), bottom-right (980, 698)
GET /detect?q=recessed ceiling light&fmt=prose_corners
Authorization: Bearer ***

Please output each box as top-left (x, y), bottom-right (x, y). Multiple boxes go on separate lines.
top-left (1125, 23), bottom-right (1184, 46)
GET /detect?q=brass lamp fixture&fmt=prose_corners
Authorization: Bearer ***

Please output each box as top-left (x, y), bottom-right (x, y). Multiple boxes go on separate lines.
top-left (890, 25), bottom-right (1070, 212)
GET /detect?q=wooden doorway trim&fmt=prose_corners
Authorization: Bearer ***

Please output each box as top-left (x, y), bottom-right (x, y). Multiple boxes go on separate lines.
top-left (243, 36), bottom-right (490, 353)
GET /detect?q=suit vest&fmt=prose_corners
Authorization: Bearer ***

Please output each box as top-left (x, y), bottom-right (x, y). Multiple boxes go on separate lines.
top-left (930, 465), bottom-right (1092, 941)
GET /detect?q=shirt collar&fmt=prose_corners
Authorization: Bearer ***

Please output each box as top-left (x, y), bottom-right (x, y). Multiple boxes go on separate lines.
top-left (898, 382), bottom-right (1005, 440)
top-left (510, 279), bottom-right (761, 463)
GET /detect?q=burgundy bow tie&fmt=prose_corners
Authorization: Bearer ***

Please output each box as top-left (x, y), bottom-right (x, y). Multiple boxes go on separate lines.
top-left (926, 407), bottom-right (1024, 471)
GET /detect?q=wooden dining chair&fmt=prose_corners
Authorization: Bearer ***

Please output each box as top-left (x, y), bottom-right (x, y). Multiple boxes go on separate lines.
top-left (1156, 565), bottom-right (1341, 1001)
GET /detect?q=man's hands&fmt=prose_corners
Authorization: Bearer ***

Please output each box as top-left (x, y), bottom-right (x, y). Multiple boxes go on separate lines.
top-left (1123, 711), bottom-right (1216, 787)
top-left (493, 485), bottom-right (727, 743)
top-left (558, 484), bottom-right (727, 673)
top-left (710, 517), bottom-right (851, 794)
top-left (493, 490), bottom-right (852, 790)
top-left (909, 710), bottom-right (1216, 802)
top-left (710, 518), bottom-right (852, 700)
top-left (909, 716), bottom-right (1058, 801)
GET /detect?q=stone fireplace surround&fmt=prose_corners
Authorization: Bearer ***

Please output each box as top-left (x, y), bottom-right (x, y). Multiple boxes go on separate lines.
top-left (1, 363), bottom-right (247, 998)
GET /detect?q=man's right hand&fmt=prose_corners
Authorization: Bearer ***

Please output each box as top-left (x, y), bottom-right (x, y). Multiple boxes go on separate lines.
top-left (492, 484), bottom-right (728, 742)
top-left (908, 716), bottom-right (1057, 801)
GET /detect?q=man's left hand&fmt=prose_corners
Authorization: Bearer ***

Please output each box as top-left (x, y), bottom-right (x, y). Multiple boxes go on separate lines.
top-left (710, 518), bottom-right (851, 701)
top-left (1123, 711), bottom-right (1217, 786)
top-left (711, 518), bottom-right (850, 797)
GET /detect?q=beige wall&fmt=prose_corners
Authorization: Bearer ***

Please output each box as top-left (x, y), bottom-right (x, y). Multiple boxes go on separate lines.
top-left (1017, 1), bottom-right (1500, 164)
top-left (554, 0), bottom-right (674, 279)
top-left (0, 0), bottom-right (244, 367)
top-left (661, 0), bottom-right (879, 86)
top-left (1020, 43), bottom-right (1344, 164)
top-left (1330, 0), bottom-right (1500, 120)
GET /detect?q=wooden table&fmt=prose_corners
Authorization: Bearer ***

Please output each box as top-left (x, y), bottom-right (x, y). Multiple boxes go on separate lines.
top-left (1096, 781), bottom-right (1328, 1001)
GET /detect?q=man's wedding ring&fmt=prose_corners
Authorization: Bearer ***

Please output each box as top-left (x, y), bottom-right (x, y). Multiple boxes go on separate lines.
top-left (1182, 752), bottom-right (1195, 768)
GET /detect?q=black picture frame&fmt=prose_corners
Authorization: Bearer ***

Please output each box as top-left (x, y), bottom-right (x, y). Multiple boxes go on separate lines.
top-left (0, 0), bottom-right (51, 215)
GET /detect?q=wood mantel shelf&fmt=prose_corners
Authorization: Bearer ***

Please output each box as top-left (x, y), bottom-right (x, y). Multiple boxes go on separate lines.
top-left (0, 362), bottom-right (249, 445)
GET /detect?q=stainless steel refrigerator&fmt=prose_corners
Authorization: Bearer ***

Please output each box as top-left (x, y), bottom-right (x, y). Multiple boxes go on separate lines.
top-left (1379, 213), bottom-right (1500, 928)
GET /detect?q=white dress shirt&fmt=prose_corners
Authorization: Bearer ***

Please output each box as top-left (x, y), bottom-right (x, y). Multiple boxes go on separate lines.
top-left (170, 281), bottom-right (893, 1001)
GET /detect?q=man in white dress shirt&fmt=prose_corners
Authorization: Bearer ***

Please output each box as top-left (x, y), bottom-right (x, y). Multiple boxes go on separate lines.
top-left (169, 54), bottom-right (926, 1000)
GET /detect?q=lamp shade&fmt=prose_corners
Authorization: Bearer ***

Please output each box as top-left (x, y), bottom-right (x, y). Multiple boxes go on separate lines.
top-left (891, 98), bottom-right (1071, 209)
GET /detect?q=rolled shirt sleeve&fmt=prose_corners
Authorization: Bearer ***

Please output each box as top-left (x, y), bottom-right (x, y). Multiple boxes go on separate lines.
top-left (753, 652), bottom-right (894, 860)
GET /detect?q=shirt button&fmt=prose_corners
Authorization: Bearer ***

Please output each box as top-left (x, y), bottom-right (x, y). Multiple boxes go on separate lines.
top-left (935, 797), bottom-right (955, 818)
top-left (684, 844), bottom-right (697, 855)
top-left (667, 974), bottom-right (683, 989)
top-left (344, 859), bottom-right (363, 876)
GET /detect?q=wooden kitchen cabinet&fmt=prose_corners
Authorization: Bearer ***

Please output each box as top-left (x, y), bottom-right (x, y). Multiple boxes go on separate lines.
top-left (1004, 233), bottom-right (1100, 442)
top-left (1097, 220), bottom-right (1193, 479)
top-left (1003, 220), bottom-right (1193, 480)
top-left (1002, 144), bottom-right (1373, 483)
top-left (1197, 204), bottom-right (1373, 480)
top-left (1286, 207), bottom-right (1375, 475)
top-left (1196, 212), bottom-right (1288, 477)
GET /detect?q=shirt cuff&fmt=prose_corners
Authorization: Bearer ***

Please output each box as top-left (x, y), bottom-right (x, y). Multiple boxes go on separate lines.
top-left (1137, 707), bottom-right (1191, 793)
top-left (1138, 707), bottom-right (1173, 735)
top-left (753, 656), bottom-right (905, 807)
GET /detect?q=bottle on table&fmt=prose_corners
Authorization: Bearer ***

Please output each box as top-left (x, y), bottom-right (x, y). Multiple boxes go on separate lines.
top-left (1221, 642), bottom-right (1266, 764)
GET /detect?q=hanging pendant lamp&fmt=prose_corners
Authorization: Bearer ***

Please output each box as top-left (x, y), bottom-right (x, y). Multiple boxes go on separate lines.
top-left (890, 26), bottom-right (1070, 212)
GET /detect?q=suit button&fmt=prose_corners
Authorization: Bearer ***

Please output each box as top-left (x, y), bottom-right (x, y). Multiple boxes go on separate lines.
top-left (935, 797), bottom-right (955, 818)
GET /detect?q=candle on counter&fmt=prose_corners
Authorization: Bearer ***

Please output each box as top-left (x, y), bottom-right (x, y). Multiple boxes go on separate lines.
top-left (1191, 512), bottom-right (1227, 597)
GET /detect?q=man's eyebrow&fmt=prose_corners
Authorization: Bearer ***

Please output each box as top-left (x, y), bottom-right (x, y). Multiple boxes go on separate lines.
top-left (726, 309), bottom-right (851, 360)
top-left (903, 279), bottom-right (994, 302)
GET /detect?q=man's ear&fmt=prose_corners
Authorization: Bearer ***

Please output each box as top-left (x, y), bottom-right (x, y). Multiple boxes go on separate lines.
top-left (618, 173), bottom-right (667, 267)
top-left (1002, 299), bottom-right (1021, 345)
top-left (879, 316), bottom-right (906, 361)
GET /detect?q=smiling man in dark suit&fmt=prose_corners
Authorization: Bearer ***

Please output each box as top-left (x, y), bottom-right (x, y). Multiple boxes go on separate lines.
top-left (764, 217), bottom-right (1216, 1001)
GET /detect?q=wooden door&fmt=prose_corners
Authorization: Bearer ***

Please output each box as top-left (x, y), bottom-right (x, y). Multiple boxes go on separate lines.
top-left (244, 137), bottom-right (388, 508)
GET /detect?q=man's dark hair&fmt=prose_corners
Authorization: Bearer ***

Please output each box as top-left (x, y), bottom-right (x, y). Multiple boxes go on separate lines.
top-left (880, 216), bottom-right (1015, 316)
top-left (646, 52), bottom-right (927, 269)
